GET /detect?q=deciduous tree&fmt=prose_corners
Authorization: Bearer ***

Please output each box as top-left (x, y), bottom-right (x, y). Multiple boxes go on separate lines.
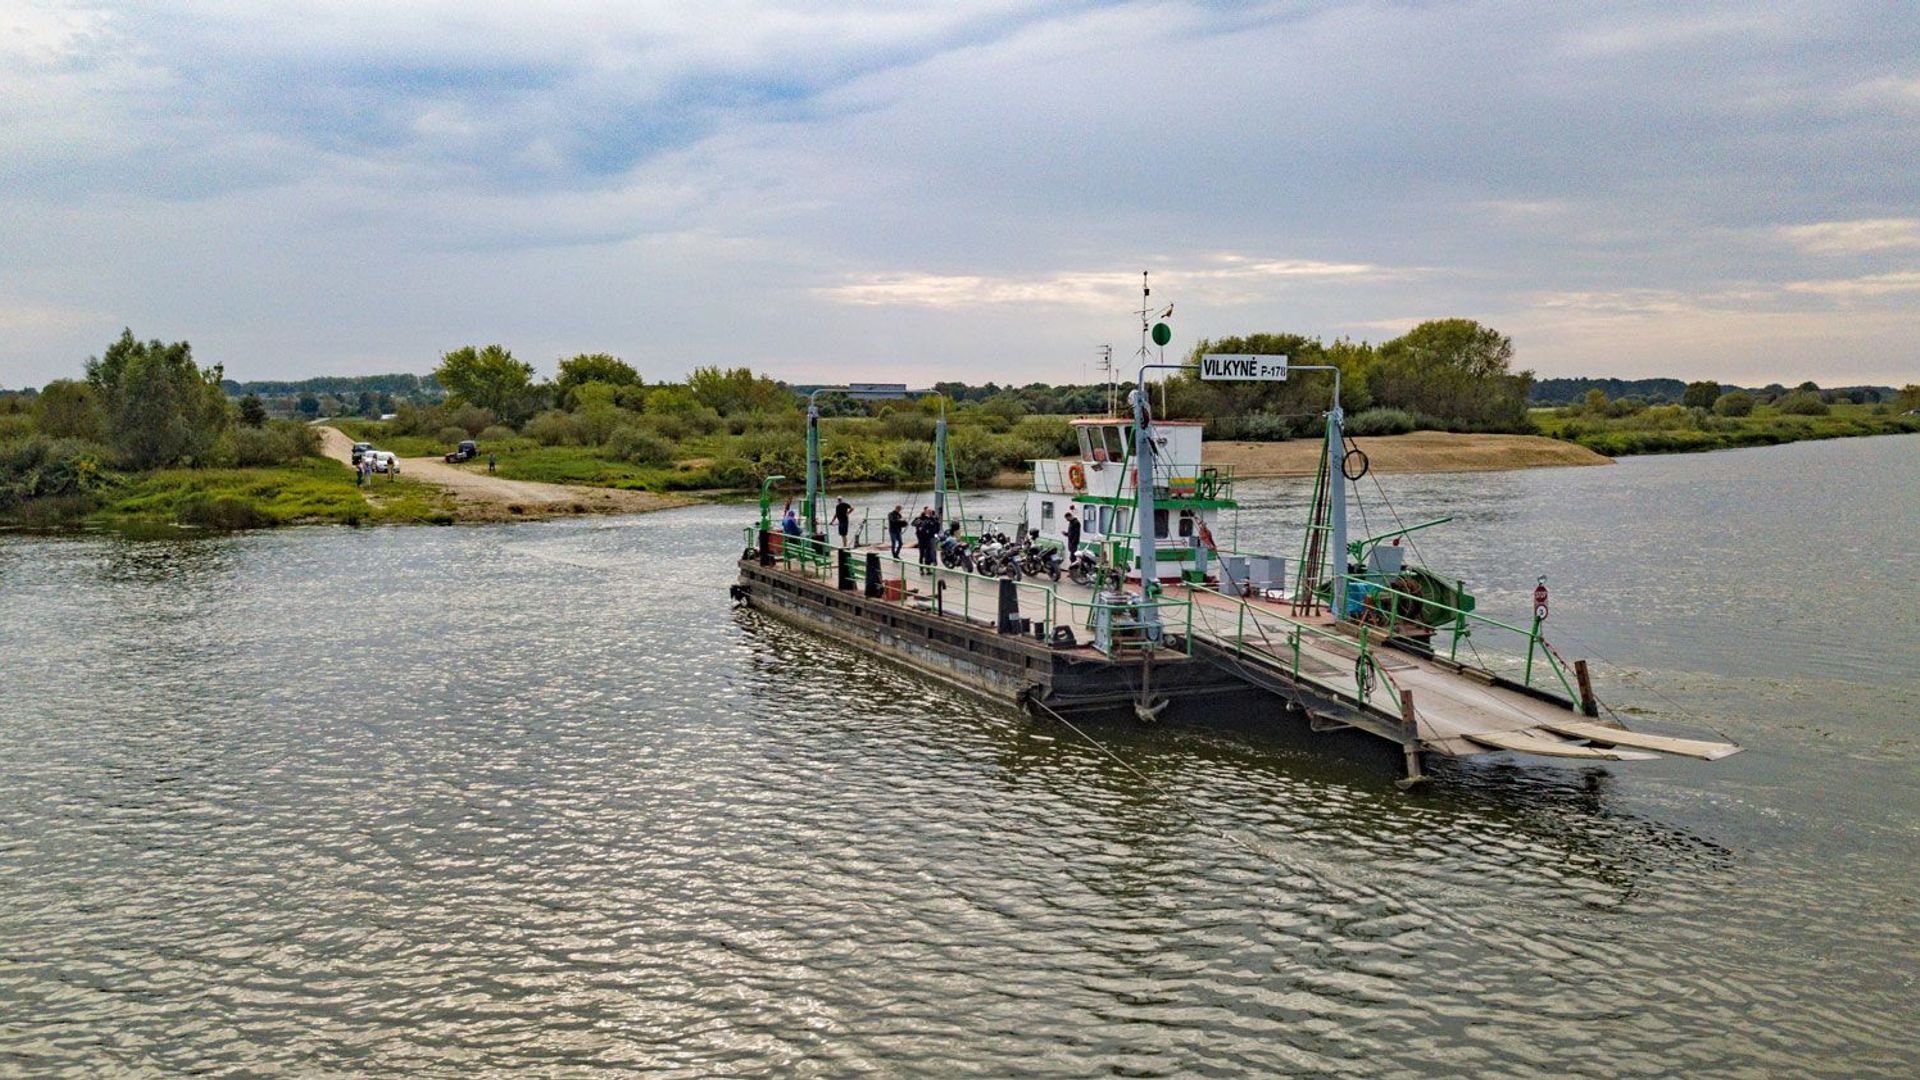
top-left (84, 330), bottom-right (230, 469)
top-left (435, 344), bottom-right (537, 418)
top-left (1682, 380), bottom-right (1721, 409)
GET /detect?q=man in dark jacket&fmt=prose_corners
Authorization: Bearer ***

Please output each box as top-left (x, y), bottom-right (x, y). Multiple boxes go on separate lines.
top-left (912, 507), bottom-right (938, 571)
top-left (1064, 508), bottom-right (1082, 556)
top-left (886, 505), bottom-right (906, 558)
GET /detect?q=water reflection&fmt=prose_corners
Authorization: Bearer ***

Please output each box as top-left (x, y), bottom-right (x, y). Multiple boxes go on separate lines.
top-left (0, 436), bottom-right (1914, 1076)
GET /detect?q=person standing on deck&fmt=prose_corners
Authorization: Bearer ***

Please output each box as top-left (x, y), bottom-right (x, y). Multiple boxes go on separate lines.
top-left (1065, 508), bottom-right (1081, 557)
top-left (913, 507), bottom-right (937, 571)
top-left (833, 498), bottom-right (853, 548)
top-left (886, 505), bottom-right (906, 558)
top-left (782, 506), bottom-right (802, 538)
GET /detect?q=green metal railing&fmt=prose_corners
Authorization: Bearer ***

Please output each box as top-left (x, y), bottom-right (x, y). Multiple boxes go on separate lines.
top-left (1189, 583), bottom-right (1407, 709)
top-left (1343, 578), bottom-right (1579, 702)
top-left (741, 524), bottom-right (1193, 658)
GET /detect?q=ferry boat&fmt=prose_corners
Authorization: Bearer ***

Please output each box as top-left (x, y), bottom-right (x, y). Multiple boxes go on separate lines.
top-left (733, 327), bottom-right (1741, 786)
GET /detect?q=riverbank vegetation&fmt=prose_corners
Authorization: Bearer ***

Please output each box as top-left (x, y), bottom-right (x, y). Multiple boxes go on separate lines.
top-left (10, 324), bottom-right (1915, 527)
top-left (0, 330), bottom-right (452, 529)
top-left (325, 318), bottom-right (1539, 495)
top-left (1536, 383), bottom-right (1920, 455)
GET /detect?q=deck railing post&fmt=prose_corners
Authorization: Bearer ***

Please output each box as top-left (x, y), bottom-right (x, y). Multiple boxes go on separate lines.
top-left (864, 553), bottom-right (883, 597)
top-left (1397, 689), bottom-right (1426, 789)
top-left (837, 549), bottom-right (854, 591)
top-left (998, 578), bottom-right (1019, 634)
top-left (1524, 613), bottom-right (1542, 686)
top-left (1574, 659), bottom-right (1599, 717)
top-left (758, 528), bottom-right (774, 567)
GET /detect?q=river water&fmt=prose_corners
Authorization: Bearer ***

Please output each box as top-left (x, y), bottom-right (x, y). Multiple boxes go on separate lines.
top-left (2, 434), bottom-right (1916, 1076)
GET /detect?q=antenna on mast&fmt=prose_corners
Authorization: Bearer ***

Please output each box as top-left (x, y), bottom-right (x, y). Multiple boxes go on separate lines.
top-left (1098, 344), bottom-right (1115, 416)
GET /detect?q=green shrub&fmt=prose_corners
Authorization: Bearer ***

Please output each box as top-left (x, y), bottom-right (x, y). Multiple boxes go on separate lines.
top-left (702, 456), bottom-right (758, 488)
top-left (524, 409), bottom-right (583, 445)
top-left (478, 424), bottom-right (516, 441)
top-left (1014, 415), bottom-right (1076, 455)
top-left (607, 424), bottom-right (675, 465)
top-left (640, 411), bottom-right (694, 441)
top-left (228, 420), bottom-right (321, 466)
top-left (436, 425), bottom-right (469, 444)
top-left (880, 411), bottom-right (937, 441)
top-left (449, 403), bottom-right (497, 436)
top-left (894, 440), bottom-right (934, 479)
top-left (575, 404), bottom-right (631, 446)
top-left (1776, 391), bottom-right (1829, 416)
top-left (0, 435), bottom-right (110, 511)
top-left (1714, 391), bottom-right (1755, 417)
top-left (1344, 408), bottom-right (1418, 436)
top-left (0, 414), bottom-right (35, 441)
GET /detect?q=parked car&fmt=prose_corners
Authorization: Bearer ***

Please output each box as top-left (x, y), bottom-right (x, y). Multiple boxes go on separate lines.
top-left (445, 440), bottom-right (478, 463)
top-left (351, 442), bottom-right (372, 464)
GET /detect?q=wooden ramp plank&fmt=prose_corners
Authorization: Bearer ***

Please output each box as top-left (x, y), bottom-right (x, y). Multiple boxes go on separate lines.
top-left (1464, 729), bottom-right (1661, 761)
top-left (1537, 719), bottom-right (1743, 760)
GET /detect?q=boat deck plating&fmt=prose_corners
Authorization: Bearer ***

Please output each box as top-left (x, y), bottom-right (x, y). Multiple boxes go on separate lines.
top-left (744, 538), bottom-right (1743, 776)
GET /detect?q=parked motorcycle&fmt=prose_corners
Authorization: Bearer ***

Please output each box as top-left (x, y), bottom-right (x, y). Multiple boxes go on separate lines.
top-left (1067, 546), bottom-right (1101, 587)
top-left (973, 531), bottom-right (1021, 578)
top-left (938, 531), bottom-right (974, 572)
top-left (1018, 538), bottom-right (1063, 582)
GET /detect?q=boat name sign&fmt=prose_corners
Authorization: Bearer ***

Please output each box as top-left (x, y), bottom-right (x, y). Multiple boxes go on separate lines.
top-left (1200, 353), bottom-right (1289, 381)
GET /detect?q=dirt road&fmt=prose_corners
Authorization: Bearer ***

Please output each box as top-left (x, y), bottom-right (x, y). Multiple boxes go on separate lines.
top-left (316, 427), bottom-right (693, 522)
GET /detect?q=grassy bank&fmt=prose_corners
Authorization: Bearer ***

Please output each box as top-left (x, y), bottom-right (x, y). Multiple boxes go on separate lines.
top-left (10, 458), bottom-right (459, 531)
top-left (99, 459), bottom-right (457, 529)
top-left (1534, 402), bottom-right (1920, 456)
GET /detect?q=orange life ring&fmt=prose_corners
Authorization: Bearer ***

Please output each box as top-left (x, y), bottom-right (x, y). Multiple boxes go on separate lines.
top-left (1067, 463), bottom-right (1086, 490)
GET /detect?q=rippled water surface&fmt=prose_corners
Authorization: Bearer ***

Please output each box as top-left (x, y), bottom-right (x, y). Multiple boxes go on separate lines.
top-left (3, 434), bottom-right (1917, 1076)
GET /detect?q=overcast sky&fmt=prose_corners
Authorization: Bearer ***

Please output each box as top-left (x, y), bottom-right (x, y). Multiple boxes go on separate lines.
top-left (3, 0), bottom-right (1917, 388)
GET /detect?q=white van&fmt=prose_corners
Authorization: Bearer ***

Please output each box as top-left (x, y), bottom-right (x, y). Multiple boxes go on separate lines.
top-left (367, 451), bottom-right (399, 474)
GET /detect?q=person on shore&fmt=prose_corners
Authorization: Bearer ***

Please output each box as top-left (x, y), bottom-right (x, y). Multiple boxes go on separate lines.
top-left (487, 452), bottom-right (496, 475)
top-left (1065, 508), bottom-right (1081, 557)
top-left (833, 498), bottom-right (853, 548)
top-left (389, 456), bottom-right (398, 480)
top-left (886, 505), bottom-right (906, 558)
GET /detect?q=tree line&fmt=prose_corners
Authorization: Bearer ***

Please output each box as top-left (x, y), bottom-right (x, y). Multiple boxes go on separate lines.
top-left (1, 330), bottom-right (320, 518)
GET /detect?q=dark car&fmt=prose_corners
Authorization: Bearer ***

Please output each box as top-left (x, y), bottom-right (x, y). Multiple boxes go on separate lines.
top-left (351, 441), bottom-right (372, 464)
top-left (445, 440), bottom-right (479, 463)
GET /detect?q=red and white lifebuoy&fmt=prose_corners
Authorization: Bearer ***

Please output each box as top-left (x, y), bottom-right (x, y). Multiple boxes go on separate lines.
top-left (1067, 463), bottom-right (1086, 490)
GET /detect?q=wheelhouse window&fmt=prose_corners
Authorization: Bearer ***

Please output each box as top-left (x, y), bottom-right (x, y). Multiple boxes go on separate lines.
top-left (1178, 510), bottom-right (1195, 539)
top-left (1040, 500), bottom-right (1055, 529)
top-left (1153, 508), bottom-right (1170, 539)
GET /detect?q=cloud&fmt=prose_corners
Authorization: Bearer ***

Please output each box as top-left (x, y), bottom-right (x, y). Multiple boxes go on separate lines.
top-left (1778, 219), bottom-right (1920, 256)
top-left (1555, 11), bottom-right (1786, 58)
top-left (3, 2), bottom-right (1920, 387)
top-left (815, 257), bottom-right (1390, 309)
top-left (1783, 270), bottom-right (1920, 298)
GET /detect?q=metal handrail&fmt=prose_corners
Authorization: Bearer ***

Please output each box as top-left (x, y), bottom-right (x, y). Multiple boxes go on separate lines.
top-left (1344, 578), bottom-right (1579, 701)
top-left (743, 525), bottom-right (1195, 658)
top-left (1187, 583), bottom-right (1407, 708)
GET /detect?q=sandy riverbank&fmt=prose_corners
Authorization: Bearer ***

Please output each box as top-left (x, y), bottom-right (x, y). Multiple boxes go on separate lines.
top-left (317, 427), bottom-right (695, 522)
top-left (1208, 431), bottom-right (1611, 476)
top-left (986, 431), bottom-right (1609, 486)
